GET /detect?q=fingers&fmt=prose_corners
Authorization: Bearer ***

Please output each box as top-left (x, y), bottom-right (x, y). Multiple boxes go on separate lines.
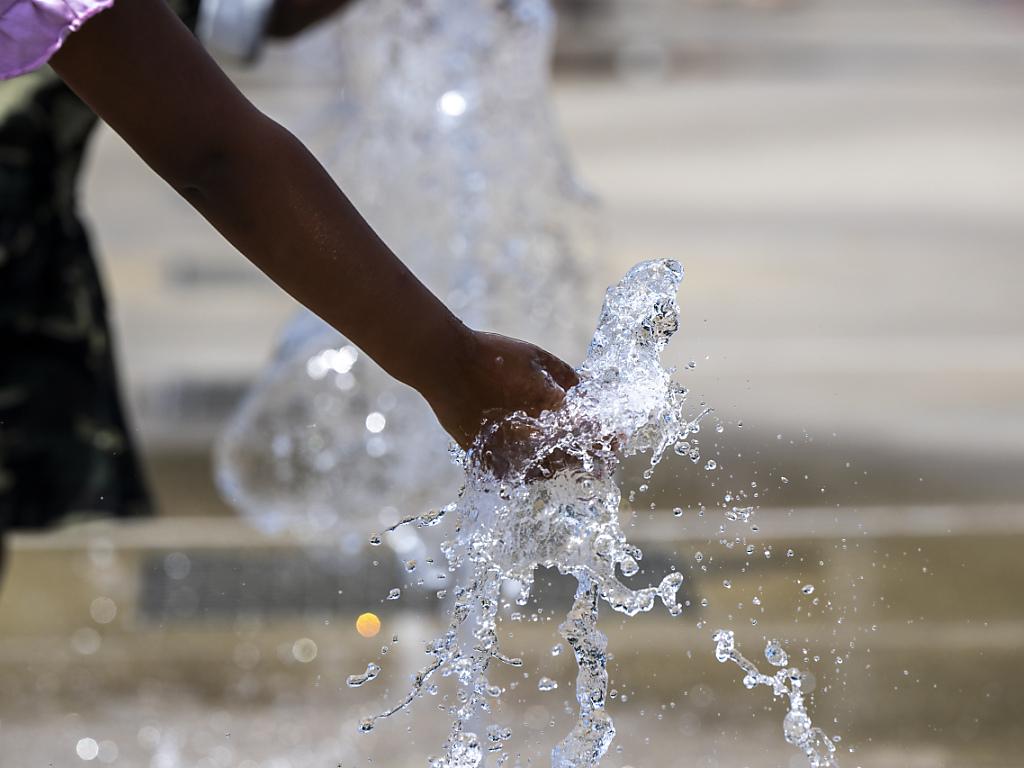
top-left (535, 350), bottom-right (580, 393)
top-left (537, 378), bottom-right (567, 413)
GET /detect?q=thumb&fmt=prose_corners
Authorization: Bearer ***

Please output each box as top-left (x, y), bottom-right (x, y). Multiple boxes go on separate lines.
top-left (535, 351), bottom-right (580, 394)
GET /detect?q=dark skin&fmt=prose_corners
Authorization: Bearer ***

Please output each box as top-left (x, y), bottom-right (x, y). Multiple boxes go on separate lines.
top-left (49, 0), bottom-right (578, 451)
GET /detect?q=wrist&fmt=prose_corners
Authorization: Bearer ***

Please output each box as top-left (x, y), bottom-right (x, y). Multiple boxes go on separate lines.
top-left (408, 315), bottom-right (477, 403)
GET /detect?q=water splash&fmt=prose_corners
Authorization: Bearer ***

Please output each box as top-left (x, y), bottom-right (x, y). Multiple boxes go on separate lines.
top-left (713, 629), bottom-right (839, 768)
top-left (364, 260), bottom-right (837, 767)
top-left (356, 260), bottom-right (686, 765)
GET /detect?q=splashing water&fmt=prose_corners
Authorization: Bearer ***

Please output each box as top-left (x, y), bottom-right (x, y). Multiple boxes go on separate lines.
top-left (363, 260), bottom-right (837, 767)
top-left (713, 630), bottom-right (839, 767)
top-left (347, 663), bottom-right (382, 688)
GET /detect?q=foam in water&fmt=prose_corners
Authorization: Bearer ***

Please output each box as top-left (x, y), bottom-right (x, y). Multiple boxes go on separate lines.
top-left (364, 260), bottom-right (837, 767)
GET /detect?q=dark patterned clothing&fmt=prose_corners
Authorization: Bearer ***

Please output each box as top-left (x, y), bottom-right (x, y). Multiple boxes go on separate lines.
top-left (0, 0), bottom-right (201, 531)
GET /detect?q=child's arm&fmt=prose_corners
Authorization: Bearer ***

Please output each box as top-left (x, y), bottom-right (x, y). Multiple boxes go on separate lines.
top-left (50, 0), bottom-right (577, 448)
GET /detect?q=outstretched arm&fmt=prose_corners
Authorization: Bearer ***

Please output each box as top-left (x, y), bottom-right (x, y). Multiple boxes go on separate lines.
top-left (50, 0), bottom-right (577, 448)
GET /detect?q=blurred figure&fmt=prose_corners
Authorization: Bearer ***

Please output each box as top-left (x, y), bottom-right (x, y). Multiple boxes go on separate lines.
top-left (0, 0), bottom-right (352, 545)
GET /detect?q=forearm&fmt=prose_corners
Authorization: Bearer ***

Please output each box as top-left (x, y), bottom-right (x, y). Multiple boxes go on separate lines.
top-left (51, 0), bottom-right (467, 398)
top-left (179, 115), bottom-right (470, 395)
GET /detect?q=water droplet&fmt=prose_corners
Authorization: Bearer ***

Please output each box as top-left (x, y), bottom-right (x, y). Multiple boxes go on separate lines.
top-left (387, 588), bottom-right (401, 600)
top-left (347, 662), bottom-right (381, 688)
top-left (486, 724), bottom-right (512, 742)
top-left (801, 584), bottom-right (815, 595)
top-left (725, 506), bottom-right (754, 523)
top-left (537, 677), bottom-right (558, 692)
top-left (764, 639), bottom-right (788, 667)
top-left (619, 556), bottom-right (639, 577)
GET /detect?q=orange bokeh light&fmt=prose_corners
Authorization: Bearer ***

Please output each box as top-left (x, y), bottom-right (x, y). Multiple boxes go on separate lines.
top-left (356, 612), bottom-right (381, 638)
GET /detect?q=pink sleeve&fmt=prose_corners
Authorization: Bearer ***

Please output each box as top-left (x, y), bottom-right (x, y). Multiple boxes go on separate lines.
top-left (0, 0), bottom-right (115, 80)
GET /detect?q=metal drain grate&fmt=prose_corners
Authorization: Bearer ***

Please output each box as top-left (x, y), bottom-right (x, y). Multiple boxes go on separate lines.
top-left (137, 549), bottom-right (419, 622)
top-left (137, 546), bottom-right (702, 622)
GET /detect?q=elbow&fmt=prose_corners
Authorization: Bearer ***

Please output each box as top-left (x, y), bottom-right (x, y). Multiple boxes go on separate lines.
top-left (164, 116), bottom-right (297, 213)
top-left (164, 110), bottom-right (277, 200)
top-left (167, 145), bottom-right (235, 202)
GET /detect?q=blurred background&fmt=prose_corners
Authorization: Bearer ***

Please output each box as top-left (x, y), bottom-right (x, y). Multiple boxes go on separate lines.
top-left (2, 0), bottom-right (1024, 766)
